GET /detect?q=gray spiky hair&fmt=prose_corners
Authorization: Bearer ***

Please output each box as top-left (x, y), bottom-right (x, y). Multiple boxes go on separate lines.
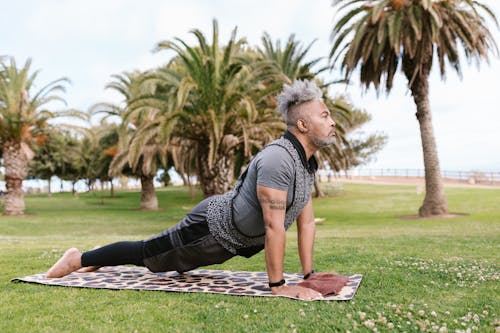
top-left (276, 79), bottom-right (323, 125)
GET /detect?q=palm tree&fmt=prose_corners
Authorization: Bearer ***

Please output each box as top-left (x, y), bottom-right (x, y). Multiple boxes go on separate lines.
top-left (259, 32), bottom-right (328, 81)
top-left (0, 57), bottom-right (69, 215)
top-left (258, 34), bottom-right (356, 197)
top-left (93, 71), bottom-right (167, 210)
top-left (165, 136), bottom-right (201, 200)
top-left (152, 19), bottom-right (283, 196)
top-left (329, 0), bottom-right (498, 216)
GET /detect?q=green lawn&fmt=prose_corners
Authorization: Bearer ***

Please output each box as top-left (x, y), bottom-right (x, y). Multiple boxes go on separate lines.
top-left (0, 184), bottom-right (498, 332)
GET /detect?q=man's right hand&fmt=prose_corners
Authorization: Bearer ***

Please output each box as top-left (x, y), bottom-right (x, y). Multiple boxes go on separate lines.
top-left (271, 285), bottom-right (323, 300)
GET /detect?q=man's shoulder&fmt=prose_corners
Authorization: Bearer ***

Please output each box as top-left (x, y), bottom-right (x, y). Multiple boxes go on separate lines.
top-left (256, 144), bottom-right (294, 167)
top-left (261, 141), bottom-right (291, 156)
top-left (252, 144), bottom-right (295, 180)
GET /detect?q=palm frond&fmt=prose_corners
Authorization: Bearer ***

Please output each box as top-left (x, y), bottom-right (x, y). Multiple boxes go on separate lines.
top-left (330, 0), bottom-right (498, 93)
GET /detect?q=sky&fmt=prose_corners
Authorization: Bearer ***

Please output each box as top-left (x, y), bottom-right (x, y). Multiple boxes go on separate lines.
top-left (2, 0), bottom-right (500, 173)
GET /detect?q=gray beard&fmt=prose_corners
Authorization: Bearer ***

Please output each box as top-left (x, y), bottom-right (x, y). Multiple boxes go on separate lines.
top-left (309, 134), bottom-right (336, 148)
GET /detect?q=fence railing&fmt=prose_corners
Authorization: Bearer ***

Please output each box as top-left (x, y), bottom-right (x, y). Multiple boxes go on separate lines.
top-left (9, 168), bottom-right (500, 194)
top-left (317, 168), bottom-right (500, 185)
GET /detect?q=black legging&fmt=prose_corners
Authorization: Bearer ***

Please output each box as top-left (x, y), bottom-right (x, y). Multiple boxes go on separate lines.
top-left (81, 241), bottom-right (144, 267)
top-left (78, 198), bottom-right (235, 272)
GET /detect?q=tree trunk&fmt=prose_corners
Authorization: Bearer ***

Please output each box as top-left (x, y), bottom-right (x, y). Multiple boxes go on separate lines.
top-left (186, 153), bottom-right (196, 200)
top-left (2, 141), bottom-right (33, 215)
top-left (198, 153), bottom-right (235, 197)
top-left (186, 171), bottom-right (196, 201)
top-left (140, 174), bottom-right (158, 210)
top-left (110, 180), bottom-right (114, 198)
top-left (180, 173), bottom-right (189, 186)
top-left (99, 181), bottom-right (104, 205)
top-left (410, 77), bottom-right (448, 217)
top-left (177, 167), bottom-right (188, 186)
top-left (47, 176), bottom-right (52, 198)
top-left (72, 181), bottom-right (78, 197)
top-left (197, 135), bottom-right (239, 197)
top-left (314, 176), bottom-right (325, 198)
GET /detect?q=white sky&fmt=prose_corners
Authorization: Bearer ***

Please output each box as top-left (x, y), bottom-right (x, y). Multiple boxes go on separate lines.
top-left (2, 0), bottom-right (499, 172)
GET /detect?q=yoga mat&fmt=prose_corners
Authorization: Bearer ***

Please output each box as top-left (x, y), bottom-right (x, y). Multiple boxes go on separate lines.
top-left (12, 266), bottom-right (362, 301)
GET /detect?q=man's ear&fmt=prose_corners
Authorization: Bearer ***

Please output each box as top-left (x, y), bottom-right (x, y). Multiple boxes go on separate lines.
top-left (297, 119), bottom-right (309, 133)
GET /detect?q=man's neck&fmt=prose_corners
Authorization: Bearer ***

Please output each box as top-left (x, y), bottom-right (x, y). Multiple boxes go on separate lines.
top-left (287, 128), bottom-right (317, 160)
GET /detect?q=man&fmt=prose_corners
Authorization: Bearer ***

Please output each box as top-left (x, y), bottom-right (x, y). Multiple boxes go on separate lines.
top-left (47, 79), bottom-right (336, 300)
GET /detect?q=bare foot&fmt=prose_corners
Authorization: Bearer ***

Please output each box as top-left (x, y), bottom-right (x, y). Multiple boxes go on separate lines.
top-left (46, 248), bottom-right (83, 278)
top-left (76, 266), bottom-right (101, 273)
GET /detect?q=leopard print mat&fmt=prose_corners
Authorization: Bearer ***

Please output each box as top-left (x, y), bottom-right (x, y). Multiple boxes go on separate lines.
top-left (12, 266), bottom-right (362, 301)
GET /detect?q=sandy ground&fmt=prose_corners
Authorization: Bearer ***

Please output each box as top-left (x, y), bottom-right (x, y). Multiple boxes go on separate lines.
top-left (332, 176), bottom-right (500, 190)
top-left (323, 176), bottom-right (498, 219)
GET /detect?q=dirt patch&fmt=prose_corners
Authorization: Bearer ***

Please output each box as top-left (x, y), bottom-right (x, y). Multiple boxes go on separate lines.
top-left (130, 207), bottom-right (165, 211)
top-left (336, 177), bottom-right (499, 189)
top-left (398, 212), bottom-right (469, 220)
top-left (0, 212), bottom-right (38, 217)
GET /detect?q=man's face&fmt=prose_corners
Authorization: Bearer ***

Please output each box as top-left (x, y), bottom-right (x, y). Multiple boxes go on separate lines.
top-left (303, 100), bottom-right (336, 148)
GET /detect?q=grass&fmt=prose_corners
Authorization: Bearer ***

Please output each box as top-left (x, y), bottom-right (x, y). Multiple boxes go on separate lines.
top-left (0, 183), bottom-right (498, 332)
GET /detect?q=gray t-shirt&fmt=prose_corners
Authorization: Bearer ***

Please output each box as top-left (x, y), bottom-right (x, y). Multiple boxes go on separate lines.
top-left (232, 145), bottom-right (295, 237)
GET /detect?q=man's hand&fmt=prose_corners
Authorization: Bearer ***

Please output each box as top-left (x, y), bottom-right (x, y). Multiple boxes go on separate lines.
top-left (271, 285), bottom-right (323, 300)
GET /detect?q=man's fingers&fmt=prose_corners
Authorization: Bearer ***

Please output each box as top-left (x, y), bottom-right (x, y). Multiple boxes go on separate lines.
top-left (302, 288), bottom-right (322, 299)
top-left (307, 290), bottom-right (322, 300)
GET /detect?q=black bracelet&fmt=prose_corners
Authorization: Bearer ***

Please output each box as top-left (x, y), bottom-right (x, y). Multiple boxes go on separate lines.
top-left (268, 278), bottom-right (286, 288)
top-left (303, 270), bottom-right (315, 280)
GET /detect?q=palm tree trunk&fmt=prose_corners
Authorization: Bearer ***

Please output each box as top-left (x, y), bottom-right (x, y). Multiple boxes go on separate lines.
top-left (179, 173), bottom-right (189, 186)
top-left (186, 170), bottom-right (196, 201)
top-left (47, 176), bottom-right (52, 197)
top-left (198, 153), bottom-right (235, 197)
top-left (72, 181), bottom-right (78, 197)
top-left (99, 181), bottom-right (105, 205)
top-left (140, 174), bottom-right (158, 210)
top-left (2, 141), bottom-right (32, 215)
top-left (110, 180), bottom-right (114, 198)
top-left (313, 177), bottom-right (325, 198)
top-left (411, 77), bottom-right (448, 217)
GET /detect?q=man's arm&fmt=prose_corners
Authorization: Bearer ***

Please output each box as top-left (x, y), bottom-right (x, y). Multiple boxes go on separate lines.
top-left (297, 196), bottom-right (315, 276)
top-left (257, 185), bottom-right (321, 300)
top-left (257, 185), bottom-right (287, 285)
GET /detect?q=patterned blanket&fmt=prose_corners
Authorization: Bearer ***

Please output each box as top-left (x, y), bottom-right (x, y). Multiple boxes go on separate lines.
top-left (12, 266), bottom-right (362, 301)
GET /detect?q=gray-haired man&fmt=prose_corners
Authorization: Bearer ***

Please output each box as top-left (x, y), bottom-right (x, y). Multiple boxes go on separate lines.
top-left (47, 79), bottom-right (336, 300)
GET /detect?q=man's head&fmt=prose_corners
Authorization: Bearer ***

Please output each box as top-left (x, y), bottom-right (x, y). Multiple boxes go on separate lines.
top-left (276, 80), bottom-right (336, 148)
top-left (276, 80), bottom-right (323, 127)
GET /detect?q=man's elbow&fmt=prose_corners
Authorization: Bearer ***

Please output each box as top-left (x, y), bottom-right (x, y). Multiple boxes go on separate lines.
top-left (264, 223), bottom-right (285, 235)
top-left (297, 218), bottom-right (315, 229)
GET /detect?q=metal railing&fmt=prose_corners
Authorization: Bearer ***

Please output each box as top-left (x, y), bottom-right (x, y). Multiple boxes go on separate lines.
top-left (317, 168), bottom-right (500, 185)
